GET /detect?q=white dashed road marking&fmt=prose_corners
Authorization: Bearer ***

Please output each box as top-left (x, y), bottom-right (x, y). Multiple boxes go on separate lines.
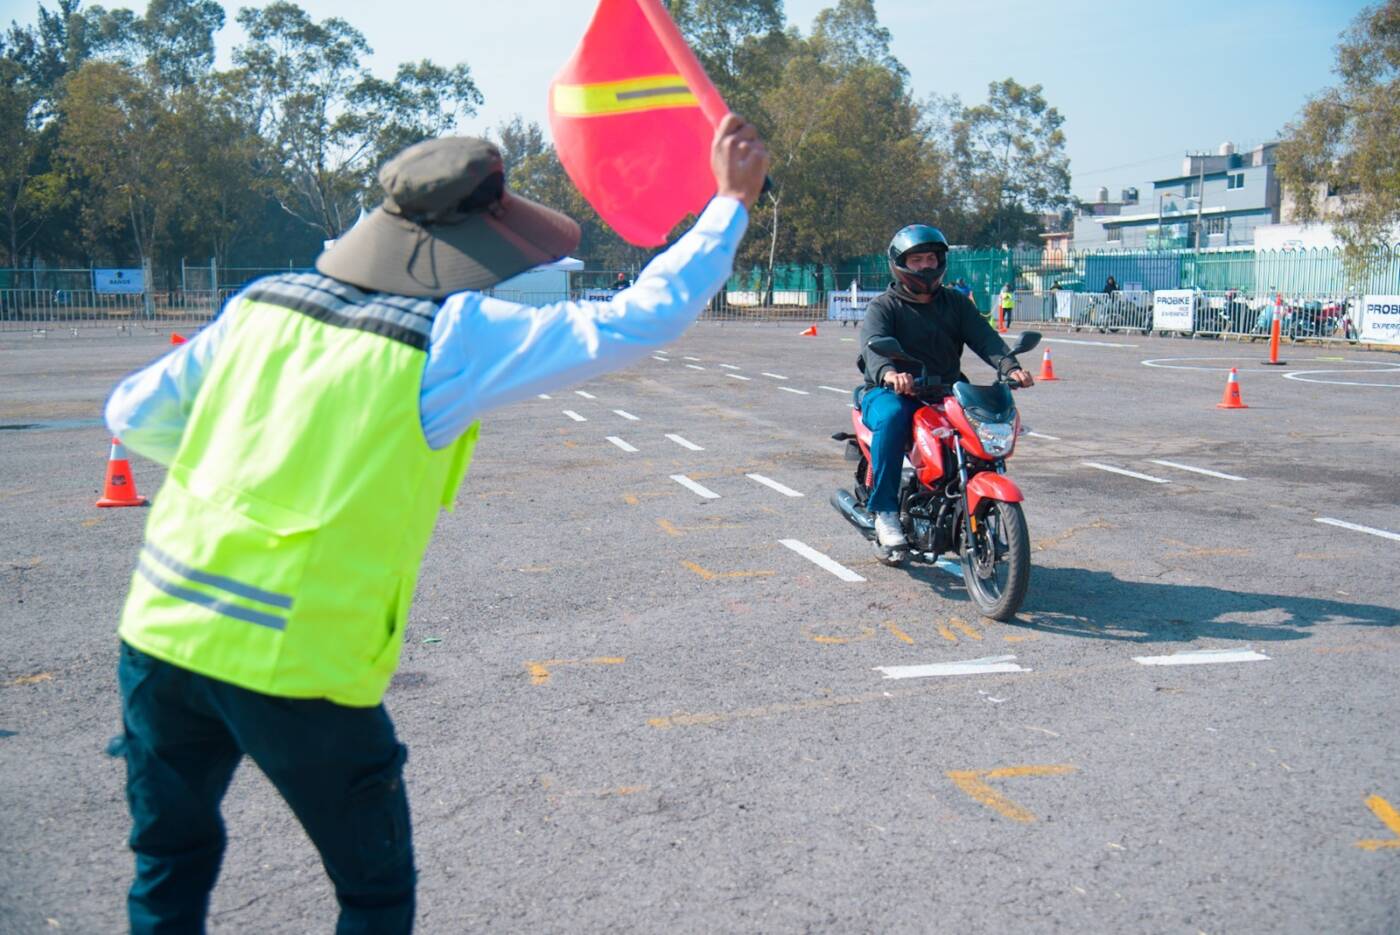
top-left (574, 390), bottom-right (596, 399)
top-left (875, 656), bottom-right (1030, 679)
top-left (538, 394), bottom-right (552, 399)
top-left (1046, 337), bottom-right (1138, 348)
top-left (726, 373), bottom-right (751, 381)
top-left (1133, 647), bottom-right (1270, 666)
top-left (670, 474), bottom-right (720, 499)
top-left (1315, 517), bottom-right (1400, 542)
top-left (666, 434), bottom-right (704, 451)
top-left (761, 372), bottom-right (788, 380)
top-left (605, 436), bottom-right (638, 453)
top-left (719, 364), bottom-right (741, 370)
top-left (652, 356), bottom-right (669, 362)
top-left (746, 473), bottom-right (803, 498)
top-left (819, 385), bottom-right (850, 395)
top-left (778, 539), bottom-right (865, 582)
top-left (683, 356), bottom-right (702, 362)
top-left (562, 410), bottom-right (587, 422)
top-left (1149, 459), bottom-right (1246, 481)
top-left (686, 364), bottom-right (706, 371)
top-left (1082, 462), bottom-right (1169, 484)
top-left (1025, 431), bottom-right (1059, 440)
top-left (612, 409), bottom-right (640, 421)
top-left (779, 386), bottom-right (810, 396)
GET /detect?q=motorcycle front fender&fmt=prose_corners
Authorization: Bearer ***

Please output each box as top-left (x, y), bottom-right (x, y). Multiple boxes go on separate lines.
top-left (966, 471), bottom-right (1024, 516)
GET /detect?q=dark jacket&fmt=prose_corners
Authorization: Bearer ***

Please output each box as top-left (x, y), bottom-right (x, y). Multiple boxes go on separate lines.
top-left (859, 284), bottom-right (1020, 388)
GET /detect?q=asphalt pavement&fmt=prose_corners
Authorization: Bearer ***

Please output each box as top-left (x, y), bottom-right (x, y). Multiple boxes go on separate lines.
top-left (2, 322), bottom-right (1398, 933)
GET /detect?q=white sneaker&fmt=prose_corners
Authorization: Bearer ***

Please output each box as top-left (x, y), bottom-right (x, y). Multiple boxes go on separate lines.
top-left (874, 511), bottom-right (907, 549)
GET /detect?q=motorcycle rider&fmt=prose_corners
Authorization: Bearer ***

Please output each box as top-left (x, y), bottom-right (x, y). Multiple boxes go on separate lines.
top-left (858, 225), bottom-right (1034, 560)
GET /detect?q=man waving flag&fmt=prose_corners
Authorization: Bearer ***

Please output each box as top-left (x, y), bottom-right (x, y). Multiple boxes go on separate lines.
top-left (549, 0), bottom-right (732, 246)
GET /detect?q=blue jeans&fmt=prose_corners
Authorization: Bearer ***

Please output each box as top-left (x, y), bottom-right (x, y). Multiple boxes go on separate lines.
top-left (860, 387), bottom-right (922, 514)
top-left (117, 642), bottom-right (415, 934)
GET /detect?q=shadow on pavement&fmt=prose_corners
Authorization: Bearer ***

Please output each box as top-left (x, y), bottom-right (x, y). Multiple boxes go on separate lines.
top-left (1002, 566), bottom-right (1399, 644)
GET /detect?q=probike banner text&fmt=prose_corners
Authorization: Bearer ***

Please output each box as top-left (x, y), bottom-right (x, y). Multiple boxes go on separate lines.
top-left (828, 289), bottom-right (884, 322)
top-left (1152, 289), bottom-right (1195, 332)
top-left (93, 268), bottom-right (145, 294)
top-left (1360, 295), bottom-right (1400, 345)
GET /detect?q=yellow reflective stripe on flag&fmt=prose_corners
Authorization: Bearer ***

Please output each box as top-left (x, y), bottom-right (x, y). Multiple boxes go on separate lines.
top-left (553, 74), bottom-right (697, 116)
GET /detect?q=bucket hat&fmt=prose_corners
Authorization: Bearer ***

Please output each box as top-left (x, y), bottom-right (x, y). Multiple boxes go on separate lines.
top-left (316, 137), bottom-right (581, 298)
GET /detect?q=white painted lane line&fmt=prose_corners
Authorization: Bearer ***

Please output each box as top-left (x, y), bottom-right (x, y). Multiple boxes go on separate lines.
top-left (746, 473), bottom-right (804, 498)
top-left (666, 434), bottom-right (704, 451)
top-left (819, 385), bottom-right (849, 394)
top-left (719, 363), bottom-right (741, 370)
top-left (1149, 459), bottom-right (1246, 481)
top-left (538, 394), bottom-right (552, 400)
top-left (605, 436), bottom-right (638, 453)
top-left (875, 655), bottom-right (1029, 680)
top-left (778, 539), bottom-right (865, 582)
top-left (1082, 462), bottom-right (1169, 484)
top-left (652, 356), bottom-right (669, 362)
top-left (562, 410), bottom-right (587, 422)
top-left (685, 364), bottom-right (706, 371)
top-left (726, 373), bottom-right (751, 381)
top-left (1025, 431), bottom-right (1059, 440)
top-left (779, 386), bottom-right (811, 395)
top-left (670, 474), bottom-right (720, 499)
top-left (574, 390), bottom-right (597, 399)
top-left (1315, 517), bottom-right (1400, 542)
top-left (760, 372), bottom-right (788, 380)
top-left (612, 409), bottom-right (640, 421)
top-left (1133, 647), bottom-right (1270, 666)
top-left (1045, 337), bottom-right (1138, 348)
top-left (683, 356), bottom-right (702, 361)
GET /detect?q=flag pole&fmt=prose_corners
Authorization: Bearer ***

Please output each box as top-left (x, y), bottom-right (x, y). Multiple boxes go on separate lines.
top-left (633, 0), bottom-right (730, 125)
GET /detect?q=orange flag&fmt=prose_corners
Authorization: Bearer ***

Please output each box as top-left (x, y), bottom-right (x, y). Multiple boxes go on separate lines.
top-left (549, 0), bottom-right (729, 247)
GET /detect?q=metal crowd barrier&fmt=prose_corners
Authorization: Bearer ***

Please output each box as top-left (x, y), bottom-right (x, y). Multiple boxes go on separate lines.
top-left (0, 289), bottom-right (235, 334)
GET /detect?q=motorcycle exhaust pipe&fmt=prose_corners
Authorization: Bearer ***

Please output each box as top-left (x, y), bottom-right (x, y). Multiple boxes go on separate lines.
top-left (830, 489), bottom-right (877, 540)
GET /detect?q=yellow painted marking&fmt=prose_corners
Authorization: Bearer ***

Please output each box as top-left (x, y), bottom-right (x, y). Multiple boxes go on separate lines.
top-left (883, 621), bottom-right (915, 645)
top-left (553, 74), bottom-right (696, 117)
top-left (802, 622), bottom-right (876, 645)
top-left (81, 517), bottom-right (101, 528)
top-left (525, 657), bottom-right (625, 686)
top-left (1356, 794), bottom-right (1400, 851)
top-left (8, 672), bottom-right (54, 686)
top-left (949, 617), bottom-right (983, 641)
top-left (623, 494), bottom-right (640, 505)
top-left (936, 623), bottom-right (959, 643)
top-left (945, 765), bottom-right (1078, 823)
top-left (562, 440), bottom-right (578, 448)
top-left (1003, 634), bottom-right (1037, 643)
top-left (656, 518), bottom-right (683, 537)
top-left (680, 560), bottom-right (775, 581)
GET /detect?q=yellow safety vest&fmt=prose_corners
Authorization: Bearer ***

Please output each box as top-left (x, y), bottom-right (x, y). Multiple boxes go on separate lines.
top-left (119, 274), bottom-right (477, 706)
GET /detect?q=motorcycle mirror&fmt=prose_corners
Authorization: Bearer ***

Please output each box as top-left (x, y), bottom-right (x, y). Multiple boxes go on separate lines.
top-left (867, 336), bottom-right (914, 361)
top-left (1009, 331), bottom-right (1041, 355)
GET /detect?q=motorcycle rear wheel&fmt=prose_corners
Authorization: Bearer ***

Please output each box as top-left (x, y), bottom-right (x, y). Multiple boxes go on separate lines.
top-left (961, 500), bottom-right (1030, 621)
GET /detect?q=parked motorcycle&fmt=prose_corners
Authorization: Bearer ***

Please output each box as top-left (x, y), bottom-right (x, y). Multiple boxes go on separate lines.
top-left (830, 332), bottom-right (1040, 621)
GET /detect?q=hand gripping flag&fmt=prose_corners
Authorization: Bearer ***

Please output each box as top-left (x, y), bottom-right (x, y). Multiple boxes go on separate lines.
top-left (549, 0), bottom-right (729, 247)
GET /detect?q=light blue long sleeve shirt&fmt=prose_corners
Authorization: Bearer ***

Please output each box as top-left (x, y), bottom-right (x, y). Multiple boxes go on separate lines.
top-left (106, 197), bottom-right (748, 462)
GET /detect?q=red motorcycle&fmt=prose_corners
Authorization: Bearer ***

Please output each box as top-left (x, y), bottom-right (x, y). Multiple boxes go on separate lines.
top-left (831, 332), bottom-right (1039, 621)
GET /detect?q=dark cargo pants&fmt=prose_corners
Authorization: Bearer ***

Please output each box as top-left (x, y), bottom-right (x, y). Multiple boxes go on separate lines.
top-left (117, 641), bottom-right (415, 934)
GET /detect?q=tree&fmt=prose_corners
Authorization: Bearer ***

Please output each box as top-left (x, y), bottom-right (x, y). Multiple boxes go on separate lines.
top-left (670, 0), bottom-right (788, 122)
top-left (234, 2), bottom-right (482, 241)
top-left (809, 0), bottom-right (907, 80)
top-left (1277, 0), bottom-right (1400, 249)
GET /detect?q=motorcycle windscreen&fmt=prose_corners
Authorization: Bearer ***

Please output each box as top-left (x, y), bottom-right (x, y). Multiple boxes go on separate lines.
top-left (952, 383), bottom-right (1014, 423)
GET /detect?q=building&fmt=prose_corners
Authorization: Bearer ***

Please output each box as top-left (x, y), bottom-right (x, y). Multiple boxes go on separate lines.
top-left (1073, 142), bottom-right (1280, 250)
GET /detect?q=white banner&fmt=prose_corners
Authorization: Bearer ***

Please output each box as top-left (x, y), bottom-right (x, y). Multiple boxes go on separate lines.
top-left (1360, 294), bottom-right (1400, 345)
top-left (93, 268), bottom-right (144, 294)
top-left (1152, 289), bottom-right (1195, 332)
top-left (1054, 290), bottom-right (1075, 320)
top-left (827, 288), bottom-right (882, 321)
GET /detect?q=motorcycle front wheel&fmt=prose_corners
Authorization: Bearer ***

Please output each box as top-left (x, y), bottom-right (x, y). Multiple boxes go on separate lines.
top-left (961, 500), bottom-right (1030, 621)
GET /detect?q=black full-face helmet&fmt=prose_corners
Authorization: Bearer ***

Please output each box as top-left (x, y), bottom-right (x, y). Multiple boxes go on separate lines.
top-left (888, 224), bottom-right (950, 295)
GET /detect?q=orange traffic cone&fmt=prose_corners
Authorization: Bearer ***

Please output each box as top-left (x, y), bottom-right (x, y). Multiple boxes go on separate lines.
top-left (96, 438), bottom-right (148, 507)
top-left (1037, 347), bottom-right (1059, 381)
top-left (170, 333), bottom-right (187, 345)
top-left (800, 325), bottom-right (818, 337)
top-left (1216, 368), bottom-right (1248, 410)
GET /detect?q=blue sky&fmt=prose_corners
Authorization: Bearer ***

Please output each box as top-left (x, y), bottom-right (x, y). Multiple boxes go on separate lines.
top-left (1, 0), bottom-right (1372, 199)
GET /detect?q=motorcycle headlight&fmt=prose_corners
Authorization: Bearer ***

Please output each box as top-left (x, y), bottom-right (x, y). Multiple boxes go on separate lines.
top-left (974, 421), bottom-right (1016, 456)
